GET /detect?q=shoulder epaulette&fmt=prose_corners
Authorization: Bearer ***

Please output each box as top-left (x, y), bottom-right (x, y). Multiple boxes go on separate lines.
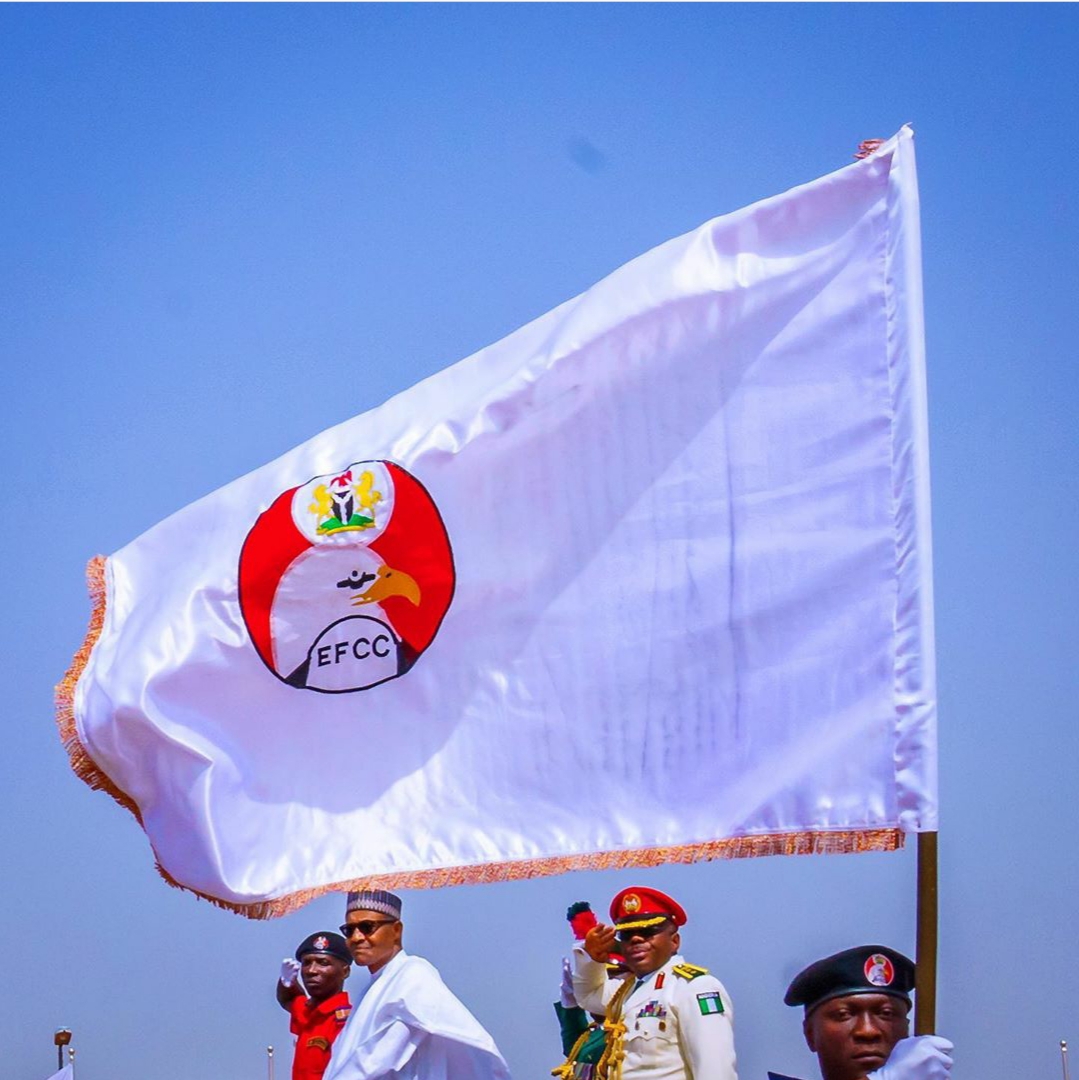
top-left (335, 1006), bottom-right (352, 1021)
top-left (673, 962), bottom-right (709, 980)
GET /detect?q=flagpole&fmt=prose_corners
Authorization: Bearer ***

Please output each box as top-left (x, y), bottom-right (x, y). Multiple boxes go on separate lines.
top-left (267, 1045), bottom-right (275, 1080)
top-left (1062, 1040), bottom-right (1071, 1080)
top-left (914, 831), bottom-right (938, 1035)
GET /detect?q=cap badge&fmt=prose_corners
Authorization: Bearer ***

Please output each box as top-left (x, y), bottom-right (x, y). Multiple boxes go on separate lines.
top-left (864, 953), bottom-right (895, 987)
top-left (313, 935), bottom-right (329, 951)
top-left (622, 893), bottom-right (641, 915)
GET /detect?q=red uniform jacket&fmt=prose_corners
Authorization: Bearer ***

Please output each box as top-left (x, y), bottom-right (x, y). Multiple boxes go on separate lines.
top-left (288, 991), bottom-right (352, 1080)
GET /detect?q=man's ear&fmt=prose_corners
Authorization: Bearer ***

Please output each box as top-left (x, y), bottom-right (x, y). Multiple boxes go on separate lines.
top-left (671, 930), bottom-right (681, 951)
top-left (803, 1015), bottom-right (817, 1053)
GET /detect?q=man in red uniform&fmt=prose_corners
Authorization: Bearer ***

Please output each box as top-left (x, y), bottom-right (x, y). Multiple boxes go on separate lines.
top-left (277, 931), bottom-right (353, 1080)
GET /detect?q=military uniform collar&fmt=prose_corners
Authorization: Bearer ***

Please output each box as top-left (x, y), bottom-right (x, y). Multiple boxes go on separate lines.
top-left (632, 952), bottom-right (683, 992)
top-left (304, 990), bottom-right (351, 1017)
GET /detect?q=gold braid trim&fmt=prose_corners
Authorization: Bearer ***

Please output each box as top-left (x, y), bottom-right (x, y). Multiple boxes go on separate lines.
top-left (54, 556), bottom-right (143, 823)
top-left (551, 1026), bottom-right (595, 1079)
top-left (207, 827), bottom-right (903, 921)
top-left (612, 915), bottom-right (670, 932)
top-left (596, 977), bottom-right (635, 1080)
top-left (56, 573), bottom-right (907, 922)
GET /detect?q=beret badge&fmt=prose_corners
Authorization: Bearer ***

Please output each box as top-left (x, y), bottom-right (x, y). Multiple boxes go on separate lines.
top-left (864, 953), bottom-right (895, 987)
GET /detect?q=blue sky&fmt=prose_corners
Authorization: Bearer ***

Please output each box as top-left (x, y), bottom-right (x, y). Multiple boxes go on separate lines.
top-left (2, 5), bottom-right (1077, 1079)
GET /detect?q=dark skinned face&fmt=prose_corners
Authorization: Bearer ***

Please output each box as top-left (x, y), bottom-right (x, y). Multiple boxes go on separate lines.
top-left (299, 953), bottom-right (350, 1003)
top-left (617, 921), bottom-right (680, 977)
top-left (804, 993), bottom-right (910, 1080)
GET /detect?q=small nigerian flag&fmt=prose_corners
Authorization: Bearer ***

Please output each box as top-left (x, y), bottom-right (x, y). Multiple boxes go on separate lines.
top-left (697, 992), bottom-right (725, 1016)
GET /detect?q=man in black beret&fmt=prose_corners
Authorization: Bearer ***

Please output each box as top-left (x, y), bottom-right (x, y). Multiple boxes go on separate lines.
top-left (769, 945), bottom-right (953, 1080)
top-left (277, 932), bottom-right (353, 1080)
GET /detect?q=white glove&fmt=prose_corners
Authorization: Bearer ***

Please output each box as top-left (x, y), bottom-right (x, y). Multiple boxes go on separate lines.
top-left (280, 958), bottom-right (302, 987)
top-left (559, 957), bottom-right (578, 1009)
top-left (868, 1036), bottom-right (954, 1080)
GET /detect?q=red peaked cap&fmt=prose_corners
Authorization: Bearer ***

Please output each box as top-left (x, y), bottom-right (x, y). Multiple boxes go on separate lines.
top-left (610, 887), bottom-right (687, 929)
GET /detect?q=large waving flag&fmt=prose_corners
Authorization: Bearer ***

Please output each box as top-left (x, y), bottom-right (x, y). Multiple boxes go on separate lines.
top-left (58, 127), bottom-right (934, 917)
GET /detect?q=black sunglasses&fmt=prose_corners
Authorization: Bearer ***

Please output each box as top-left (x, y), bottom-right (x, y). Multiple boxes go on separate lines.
top-left (616, 922), bottom-right (672, 943)
top-left (339, 919), bottom-right (398, 938)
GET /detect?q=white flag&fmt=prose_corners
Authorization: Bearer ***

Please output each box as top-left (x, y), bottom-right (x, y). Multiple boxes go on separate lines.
top-left (59, 127), bottom-right (935, 916)
top-left (44, 1067), bottom-right (74, 1080)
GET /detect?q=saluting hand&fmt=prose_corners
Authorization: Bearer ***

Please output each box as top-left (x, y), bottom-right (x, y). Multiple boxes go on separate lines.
top-left (584, 923), bottom-right (617, 963)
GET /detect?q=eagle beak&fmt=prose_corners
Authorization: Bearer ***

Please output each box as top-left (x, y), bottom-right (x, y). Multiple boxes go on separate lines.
top-left (351, 565), bottom-right (421, 606)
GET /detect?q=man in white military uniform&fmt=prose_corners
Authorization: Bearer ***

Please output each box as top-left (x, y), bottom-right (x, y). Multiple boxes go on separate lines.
top-left (572, 886), bottom-right (738, 1080)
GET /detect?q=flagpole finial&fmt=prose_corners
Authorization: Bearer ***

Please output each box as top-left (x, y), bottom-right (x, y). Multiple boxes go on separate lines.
top-left (54, 1028), bottom-right (72, 1072)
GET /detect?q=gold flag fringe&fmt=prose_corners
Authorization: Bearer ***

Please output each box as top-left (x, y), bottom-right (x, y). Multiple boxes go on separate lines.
top-left (54, 561), bottom-right (904, 919)
top-left (167, 826), bottom-right (905, 921)
top-left (54, 556), bottom-right (143, 823)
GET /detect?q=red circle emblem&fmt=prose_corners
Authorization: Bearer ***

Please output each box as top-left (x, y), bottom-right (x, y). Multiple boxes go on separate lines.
top-left (239, 461), bottom-right (454, 693)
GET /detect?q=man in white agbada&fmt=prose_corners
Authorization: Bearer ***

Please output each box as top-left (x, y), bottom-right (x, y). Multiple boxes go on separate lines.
top-left (323, 889), bottom-right (510, 1080)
